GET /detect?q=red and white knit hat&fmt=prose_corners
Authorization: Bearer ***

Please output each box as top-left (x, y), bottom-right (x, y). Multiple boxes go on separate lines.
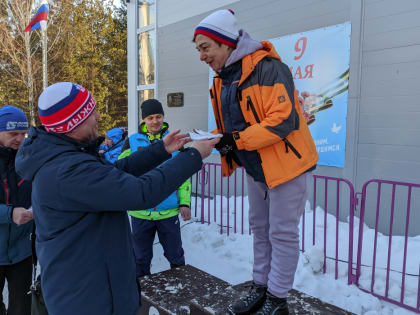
top-left (38, 82), bottom-right (96, 133)
top-left (194, 9), bottom-right (239, 48)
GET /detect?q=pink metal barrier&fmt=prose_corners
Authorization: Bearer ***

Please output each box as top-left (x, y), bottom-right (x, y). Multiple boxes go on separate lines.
top-left (192, 162), bottom-right (247, 235)
top-left (356, 179), bottom-right (420, 313)
top-left (191, 163), bottom-right (420, 313)
top-left (310, 175), bottom-right (356, 285)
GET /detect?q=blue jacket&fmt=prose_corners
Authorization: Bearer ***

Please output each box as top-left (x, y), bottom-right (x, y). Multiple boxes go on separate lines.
top-left (104, 128), bottom-right (125, 163)
top-left (15, 127), bottom-right (202, 315)
top-left (128, 123), bottom-right (180, 212)
top-left (0, 146), bottom-right (32, 265)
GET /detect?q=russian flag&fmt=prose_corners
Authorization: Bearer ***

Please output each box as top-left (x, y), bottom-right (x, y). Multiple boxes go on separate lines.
top-left (24, 1), bottom-right (49, 32)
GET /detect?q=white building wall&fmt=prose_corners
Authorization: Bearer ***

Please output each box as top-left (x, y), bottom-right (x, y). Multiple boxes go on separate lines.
top-left (157, 0), bottom-right (239, 27)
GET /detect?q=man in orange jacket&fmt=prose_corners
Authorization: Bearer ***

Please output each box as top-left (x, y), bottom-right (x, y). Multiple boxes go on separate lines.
top-left (193, 9), bottom-right (318, 315)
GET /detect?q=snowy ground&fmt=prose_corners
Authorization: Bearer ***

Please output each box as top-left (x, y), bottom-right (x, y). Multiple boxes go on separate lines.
top-left (3, 196), bottom-right (419, 314)
top-left (149, 196), bottom-right (420, 315)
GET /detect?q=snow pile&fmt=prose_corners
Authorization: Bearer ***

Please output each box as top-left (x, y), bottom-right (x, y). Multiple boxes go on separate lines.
top-left (302, 245), bottom-right (325, 274)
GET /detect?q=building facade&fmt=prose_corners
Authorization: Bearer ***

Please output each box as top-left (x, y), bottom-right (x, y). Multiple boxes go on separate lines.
top-left (127, 0), bottom-right (420, 235)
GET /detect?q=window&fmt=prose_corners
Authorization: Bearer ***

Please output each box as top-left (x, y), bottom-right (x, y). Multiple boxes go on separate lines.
top-left (138, 30), bottom-right (155, 85)
top-left (138, 1), bottom-right (156, 28)
top-left (137, 0), bottom-right (157, 119)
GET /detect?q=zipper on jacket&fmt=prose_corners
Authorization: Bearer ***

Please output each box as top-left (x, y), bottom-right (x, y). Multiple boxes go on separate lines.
top-left (3, 179), bottom-right (9, 204)
top-left (4, 178), bottom-right (12, 263)
top-left (282, 138), bottom-right (302, 159)
top-left (237, 89), bottom-right (243, 102)
top-left (238, 89), bottom-right (254, 127)
top-left (7, 224), bottom-right (11, 263)
top-left (211, 82), bottom-right (223, 132)
top-left (246, 96), bottom-right (261, 123)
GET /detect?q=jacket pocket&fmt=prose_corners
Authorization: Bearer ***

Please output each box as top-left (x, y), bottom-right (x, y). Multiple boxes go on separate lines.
top-left (246, 96), bottom-right (261, 123)
top-left (282, 138), bottom-right (302, 159)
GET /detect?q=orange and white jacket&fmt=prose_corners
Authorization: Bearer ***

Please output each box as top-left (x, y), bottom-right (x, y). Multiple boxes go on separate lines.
top-left (210, 41), bottom-right (318, 189)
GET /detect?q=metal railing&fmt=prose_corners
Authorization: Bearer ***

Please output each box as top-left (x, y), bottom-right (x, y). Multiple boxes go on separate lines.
top-left (190, 163), bottom-right (420, 313)
top-left (310, 175), bottom-right (356, 284)
top-left (192, 163), bottom-right (248, 235)
top-left (356, 179), bottom-right (420, 313)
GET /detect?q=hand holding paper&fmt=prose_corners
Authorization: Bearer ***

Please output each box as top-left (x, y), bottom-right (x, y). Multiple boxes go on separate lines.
top-left (189, 129), bottom-right (223, 140)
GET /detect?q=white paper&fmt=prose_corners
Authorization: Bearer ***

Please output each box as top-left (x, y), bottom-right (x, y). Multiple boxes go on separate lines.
top-left (189, 129), bottom-right (223, 140)
top-left (27, 206), bottom-right (33, 212)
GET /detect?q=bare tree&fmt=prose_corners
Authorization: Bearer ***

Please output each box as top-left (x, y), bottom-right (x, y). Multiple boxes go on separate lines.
top-left (0, 0), bottom-right (67, 125)
top-left (0, 0), bottom-right (38, 125)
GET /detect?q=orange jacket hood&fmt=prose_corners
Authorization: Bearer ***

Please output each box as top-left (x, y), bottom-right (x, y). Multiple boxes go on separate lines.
top-left (239, 41), bottom-right (282, 86)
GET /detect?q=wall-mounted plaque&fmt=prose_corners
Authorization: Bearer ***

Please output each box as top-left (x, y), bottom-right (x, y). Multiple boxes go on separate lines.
top-left (167, 92), bottom-right (184, 107)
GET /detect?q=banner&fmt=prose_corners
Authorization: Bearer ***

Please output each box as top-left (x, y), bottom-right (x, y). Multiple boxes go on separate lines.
top-left (271, 22), bottom-right (351, 167)
top-left (208, 22), bottom-right (351, 167)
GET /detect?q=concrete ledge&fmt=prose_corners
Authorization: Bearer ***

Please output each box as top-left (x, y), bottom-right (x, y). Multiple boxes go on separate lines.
top-left (138, 265), bottom-right (354, 314)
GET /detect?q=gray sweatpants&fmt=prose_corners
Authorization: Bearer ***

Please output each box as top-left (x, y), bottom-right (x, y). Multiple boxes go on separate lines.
top-left (247, 173), bottom-right (308, 298)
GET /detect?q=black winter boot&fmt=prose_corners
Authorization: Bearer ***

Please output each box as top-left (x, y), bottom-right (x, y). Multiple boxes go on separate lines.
top-left (252, 292), bottom-right (289, 315)
top-left (228, 283), bottom-right (267, 314)
top-left (170, 263), bottom-right (185, 269)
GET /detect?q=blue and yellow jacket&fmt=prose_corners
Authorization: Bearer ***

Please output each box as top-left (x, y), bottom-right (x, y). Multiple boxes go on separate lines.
top-left (119, 122), bottom-right (191, 220)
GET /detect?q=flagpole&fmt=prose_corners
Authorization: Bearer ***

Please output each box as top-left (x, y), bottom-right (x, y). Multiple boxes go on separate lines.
top-left (41, 27), bottom-right (48, 90)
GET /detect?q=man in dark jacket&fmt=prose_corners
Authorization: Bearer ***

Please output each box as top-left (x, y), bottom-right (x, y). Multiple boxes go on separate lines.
top-left (0, 105), bottom-right (33, 315)
top-left (15, 82), bottom-right (218, 315)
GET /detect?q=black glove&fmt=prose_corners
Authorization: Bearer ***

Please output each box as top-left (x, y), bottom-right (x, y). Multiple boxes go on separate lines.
top-left (215, 133), bottom-right (237, 156)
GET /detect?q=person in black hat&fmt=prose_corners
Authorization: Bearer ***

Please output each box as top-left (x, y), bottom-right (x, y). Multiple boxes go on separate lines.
top-left (119, 99), bottom-right (192, 279)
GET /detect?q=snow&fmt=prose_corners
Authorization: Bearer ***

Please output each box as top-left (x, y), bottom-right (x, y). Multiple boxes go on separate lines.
top-left (149, 196), bottom-right (420, 315)
top-left (3, 195), bottom-right (418, 314)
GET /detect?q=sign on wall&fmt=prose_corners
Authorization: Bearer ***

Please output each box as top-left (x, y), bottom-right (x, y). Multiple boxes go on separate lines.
top-left (208, 22), bottom-right (351, 168)
top-left (271, 22), bottom-right (351, 167)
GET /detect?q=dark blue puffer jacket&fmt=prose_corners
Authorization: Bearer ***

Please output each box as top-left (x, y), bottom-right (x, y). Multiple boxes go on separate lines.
top-left (15, 127), bottom-right (202, 315)
top-left (0, 146), bottom-right (32, 265)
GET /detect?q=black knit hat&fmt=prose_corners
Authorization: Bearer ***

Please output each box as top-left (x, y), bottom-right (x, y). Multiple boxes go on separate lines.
top-left (141, 99), bottom-right (164, 119)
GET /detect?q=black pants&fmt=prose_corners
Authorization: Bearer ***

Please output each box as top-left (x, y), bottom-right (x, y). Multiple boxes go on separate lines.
top-left (0, 256), bottom-right (32, 315)
top-left (131, 215), bottom-right (185, 278)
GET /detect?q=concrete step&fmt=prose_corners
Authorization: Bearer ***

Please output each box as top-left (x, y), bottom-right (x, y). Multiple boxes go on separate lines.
top-left (138, 265), bottom-right (354, 315)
